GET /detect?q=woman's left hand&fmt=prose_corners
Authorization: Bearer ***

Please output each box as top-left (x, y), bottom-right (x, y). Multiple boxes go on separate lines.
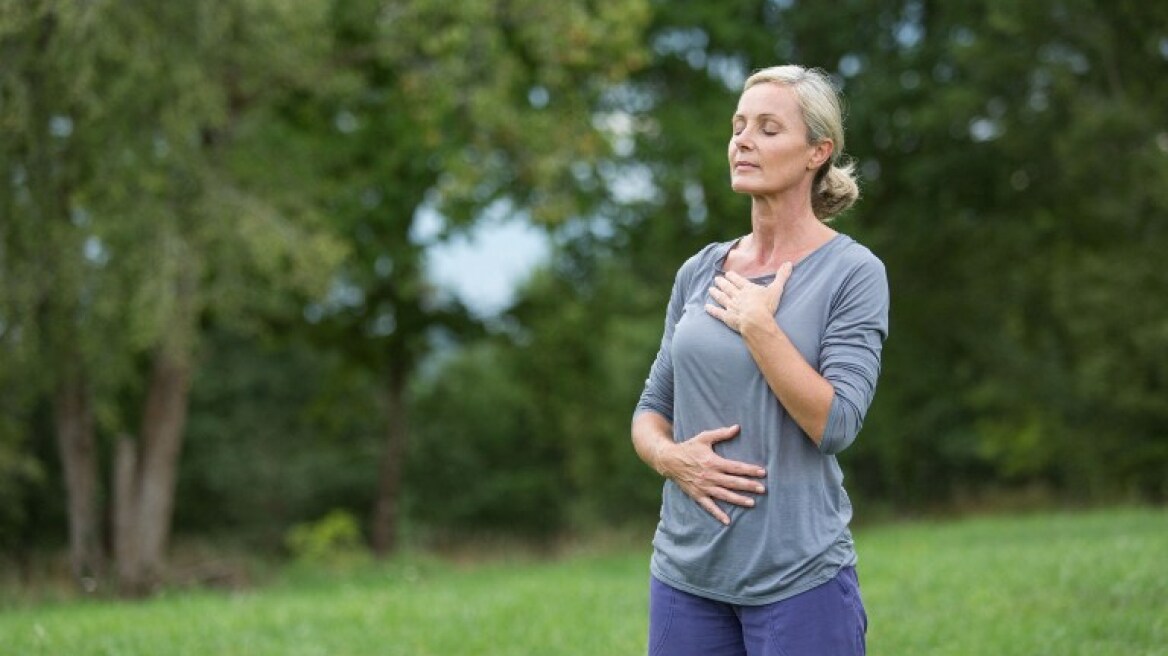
top-left (706, 262), bottom-right (792, 333)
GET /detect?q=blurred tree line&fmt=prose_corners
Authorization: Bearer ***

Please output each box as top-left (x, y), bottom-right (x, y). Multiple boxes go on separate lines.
top-left (2, 0), bottom-right (1165, 593)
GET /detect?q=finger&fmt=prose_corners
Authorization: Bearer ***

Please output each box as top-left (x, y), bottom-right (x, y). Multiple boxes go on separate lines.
top-left (707, 286), bottom-right (731, 306)
top-left (704, 303), bottom-right (733, 327)
top-left (698, 497), bottom-right (731, 525)
top-left (768, 261), bottom-right (793, 292)
top-left (712, 472), bottom-right (767, 494)
top-left (691, 466), bottom-right (766, 492)
top-left (708, 486), bottom-right (757, 508)
top-left (723, 270), bottom-right (749, 288)
top-left (713, 275), bottom-right (739, 294)
top-left (698, 457), bottom-right (766, 489)
top-left (698, 425), bottom-right (740, 443)
top-left (717, 458), bottom-right (767, 479)
top-left (703, 449), bottom-right (766, 480)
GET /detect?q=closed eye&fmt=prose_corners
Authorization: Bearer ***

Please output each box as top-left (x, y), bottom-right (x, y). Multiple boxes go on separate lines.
top-left (732, 115), bottom-right (783, 137)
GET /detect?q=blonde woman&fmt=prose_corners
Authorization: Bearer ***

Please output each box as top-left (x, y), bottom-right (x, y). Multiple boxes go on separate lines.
top-left (633, 65), bottom-right (888, 656)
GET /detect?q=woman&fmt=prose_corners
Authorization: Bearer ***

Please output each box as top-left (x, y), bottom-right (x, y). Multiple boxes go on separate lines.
top-left (632, 65), bottom-right (889, 656)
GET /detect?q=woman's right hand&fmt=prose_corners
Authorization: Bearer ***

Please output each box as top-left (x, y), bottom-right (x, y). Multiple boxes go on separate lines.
top-left (657, 425), bottom-right (767, 525)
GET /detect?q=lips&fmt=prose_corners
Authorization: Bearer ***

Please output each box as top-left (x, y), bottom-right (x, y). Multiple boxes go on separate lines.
top-left (733, 161), bottom-right (759, 170)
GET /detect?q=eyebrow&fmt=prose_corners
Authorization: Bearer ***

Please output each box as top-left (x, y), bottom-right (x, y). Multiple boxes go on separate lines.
top-left (732, 112), bottom-right (782, 121)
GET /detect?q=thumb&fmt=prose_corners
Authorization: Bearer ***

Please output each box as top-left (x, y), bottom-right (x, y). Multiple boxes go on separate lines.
top-left (768, 261), bottom-right (793, 294)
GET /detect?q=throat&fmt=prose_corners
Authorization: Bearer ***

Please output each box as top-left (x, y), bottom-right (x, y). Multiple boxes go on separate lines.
top-left (728, 230), bottom-right (837, 276)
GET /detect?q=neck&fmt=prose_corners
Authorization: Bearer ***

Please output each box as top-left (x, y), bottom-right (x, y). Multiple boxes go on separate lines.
top-left (743, 195), bottom-right (834, 266)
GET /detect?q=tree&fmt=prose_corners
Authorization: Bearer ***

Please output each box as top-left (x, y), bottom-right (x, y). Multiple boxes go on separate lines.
top-left (831, 0), bottom-right (1168, 503)
top-left (288, 0), bottom-right (650, 555)
top-left (1, 1), bottom-right (344, 593)
top-left (453, 0), bottom-right (1168, 523)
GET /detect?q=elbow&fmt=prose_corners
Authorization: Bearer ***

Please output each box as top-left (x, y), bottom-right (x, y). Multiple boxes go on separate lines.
top-left (633, 402), bottom-right (672, 427)
top-left (818, 394), bottom-right (864, 455)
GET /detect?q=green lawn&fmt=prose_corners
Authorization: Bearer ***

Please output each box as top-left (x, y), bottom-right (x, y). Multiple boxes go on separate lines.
top-left (2, 508), bottom-right (1165, 655)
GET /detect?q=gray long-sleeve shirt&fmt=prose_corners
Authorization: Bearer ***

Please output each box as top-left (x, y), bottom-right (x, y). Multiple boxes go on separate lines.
top-left (635, 233), bottom-right (889, 605)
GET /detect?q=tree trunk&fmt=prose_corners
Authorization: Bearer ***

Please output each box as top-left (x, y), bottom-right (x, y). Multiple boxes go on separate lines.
top-left (114, 261), bottom-right (197, 595)
top-left (53, 367), bottom-right (102, 591)
top-left (370, 366), bottom-right (408, 556)
top-left (112, 436), bottom-right (141, 594)
top-left (134, 349), bottom-right (193, 581)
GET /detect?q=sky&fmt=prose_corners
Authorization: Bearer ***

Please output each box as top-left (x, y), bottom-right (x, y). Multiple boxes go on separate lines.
top-left (423, 214), bottom-right (550, 318)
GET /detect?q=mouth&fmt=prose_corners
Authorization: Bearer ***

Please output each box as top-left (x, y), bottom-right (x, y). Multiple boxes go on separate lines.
top-left (733, 161), bottom-right (759, 171)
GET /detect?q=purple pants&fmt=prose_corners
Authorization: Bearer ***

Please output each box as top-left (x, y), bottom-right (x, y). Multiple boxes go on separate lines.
top-left (648, 567), bottom-right (867, 656)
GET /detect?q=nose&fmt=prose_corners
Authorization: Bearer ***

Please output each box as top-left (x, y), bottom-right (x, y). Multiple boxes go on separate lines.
top-left (732, 133), bottom-right (753, 151)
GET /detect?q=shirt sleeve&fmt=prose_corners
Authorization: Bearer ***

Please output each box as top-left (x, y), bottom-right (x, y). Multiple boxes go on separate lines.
top-left (633, 263), bottom-right (692, 423)
top-left (819, 255), bottom-right (890, 455)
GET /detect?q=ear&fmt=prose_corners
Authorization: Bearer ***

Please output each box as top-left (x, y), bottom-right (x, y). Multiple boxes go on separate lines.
top-left (808, 139), bottom-right (834, 170)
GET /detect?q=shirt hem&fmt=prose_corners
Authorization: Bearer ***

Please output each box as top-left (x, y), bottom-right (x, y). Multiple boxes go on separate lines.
top-left (648, 556), bottom-right (854, 607)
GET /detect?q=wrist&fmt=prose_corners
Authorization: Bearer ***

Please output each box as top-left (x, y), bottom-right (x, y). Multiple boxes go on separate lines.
top-left (651, 439), bottom-right (673, 477)
top-left (740, 312), bottom-right (781, 343)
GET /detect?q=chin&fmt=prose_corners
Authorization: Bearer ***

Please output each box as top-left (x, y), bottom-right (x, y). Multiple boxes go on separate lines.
top-left (730, 180), bottom-right (764, 194)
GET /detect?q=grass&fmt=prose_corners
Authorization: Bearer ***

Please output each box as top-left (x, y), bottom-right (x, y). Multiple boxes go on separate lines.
top-left (1, 507), bottom-right (1165, 655)
top-left (861, 508), bottom-right (1167, 655)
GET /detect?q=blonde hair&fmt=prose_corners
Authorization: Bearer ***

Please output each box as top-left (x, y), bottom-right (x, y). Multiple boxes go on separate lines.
top-left (743, 65), bottom-right (859, 221)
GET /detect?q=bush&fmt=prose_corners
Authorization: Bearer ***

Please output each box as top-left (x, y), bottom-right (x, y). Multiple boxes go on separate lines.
top-left (284, 509), bottom-right (368, 565)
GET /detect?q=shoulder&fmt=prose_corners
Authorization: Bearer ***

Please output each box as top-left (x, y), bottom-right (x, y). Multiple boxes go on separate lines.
top-left (674, 240), bottom-right (734, 286)
top-left (826, 235), bottom-right (889, 307)
top-left (831, 235), bottom-right (885, 274)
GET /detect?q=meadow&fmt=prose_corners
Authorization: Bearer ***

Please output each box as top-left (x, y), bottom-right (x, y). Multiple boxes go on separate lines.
top-left (1, 507), bottom-right (1165, 655)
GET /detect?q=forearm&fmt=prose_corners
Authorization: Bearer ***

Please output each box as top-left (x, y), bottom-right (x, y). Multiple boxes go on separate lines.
top-left (740, 318), bottom-right (834, 445)
top-left (632, 410), bottom-right (675, 475)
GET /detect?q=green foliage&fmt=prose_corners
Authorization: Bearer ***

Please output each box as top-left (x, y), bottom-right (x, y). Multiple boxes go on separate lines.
top-left (3, 0), bottom-right (1166, 557)
top-left (1, 509), bottom-right (1164, 654)
top-left (0, 0), bottom-right (348, 529)
top-left (275, 0), bottom-right (651, 551)
top-left (0, 426), bottom-right (43, 551)
top-left (407, 340), bottom-right (575, 535)
top-left (372, 0), bottom-right (650, 225)
top-left (513, 0), bottom-right (1168, 513)
top-left (284, 510), bottom-right (369, 565)
top-left (838, 0), bottom-right (1168, 503)
top-left (0, 324), bottom-right (45, 546)
top-left (506, 264), bottom-right (670, 525)
top-left (405, 257), bottom-right (672, 536)
top-left (177, 329), bottom-right (381, 547)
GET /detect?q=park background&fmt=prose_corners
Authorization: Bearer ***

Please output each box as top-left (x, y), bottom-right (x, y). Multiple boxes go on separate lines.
top-left (1, 0), bottom-right (1166, 651)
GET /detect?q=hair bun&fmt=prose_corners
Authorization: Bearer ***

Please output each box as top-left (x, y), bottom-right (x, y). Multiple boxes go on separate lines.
top-left (812, 161), bottom-right (859, 221)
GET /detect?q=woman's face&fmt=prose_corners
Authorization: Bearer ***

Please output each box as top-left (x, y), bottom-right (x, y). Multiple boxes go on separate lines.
top-left (728, 83), bottom-right (830, 197)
